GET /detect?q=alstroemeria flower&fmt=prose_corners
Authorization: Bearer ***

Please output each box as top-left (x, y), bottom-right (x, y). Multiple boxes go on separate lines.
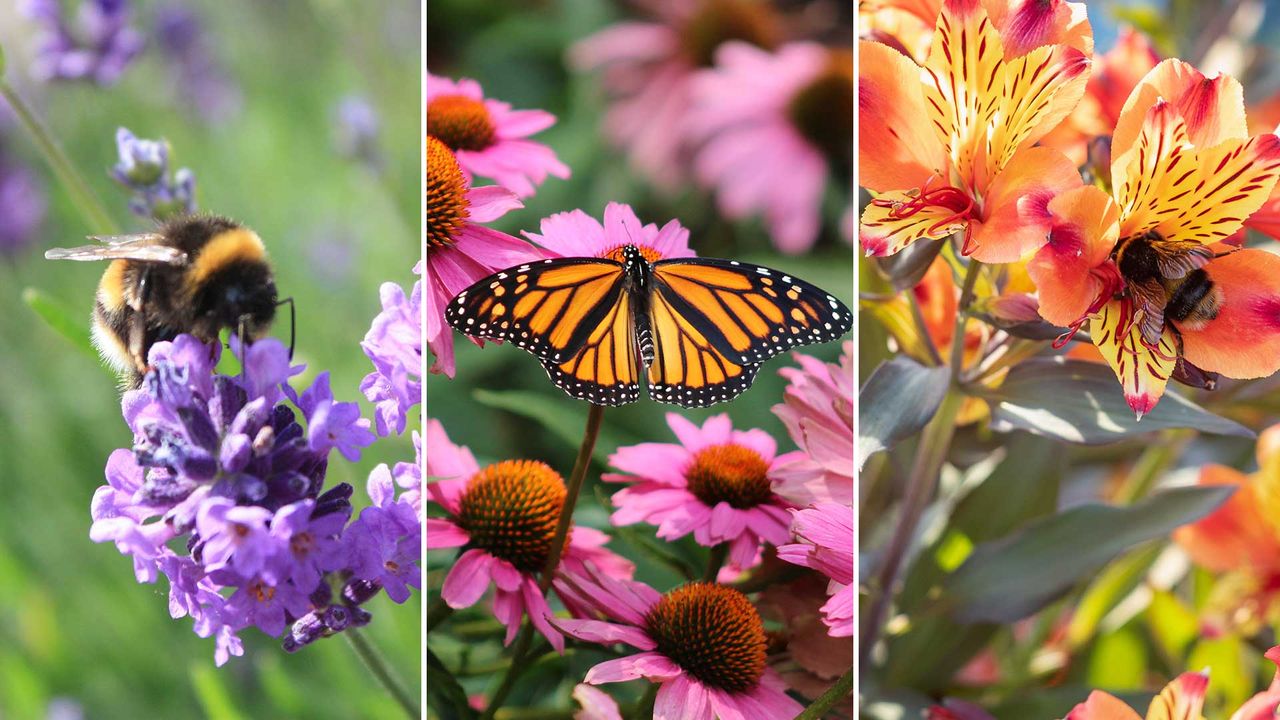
top-left (859, 0), bottom-right (1090, 262)
top-left (1066, 647), bottom-right (1280, 720)
top-left (1027, 60), bottom-right (1280, 416)
top-left (1172, 424), bottom-right (1280, 636)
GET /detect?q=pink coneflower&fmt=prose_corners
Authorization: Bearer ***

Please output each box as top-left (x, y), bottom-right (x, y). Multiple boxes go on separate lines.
top-left (427, 73), bottom-right (569, 197)
top-left (523, 201), bottom-right (694, 262)
top-left (425, 136), bottom-right (542, 377)
top-left (689, 42), bottom-right (851, 254)
top-left (776, 503), bottom-right (854, 637)
top-left (605, 413), bottom-right (798, 572)
top-left (573, 684), bottom-right (623, 720)
top-left (569, 0), bottom-right (781, 190)
top-left (770, 342), bottom-right (854, 506)
top-left (551, 566), bottom-right (803, 719)
top-left (425, 420), bottom-right (633, 652)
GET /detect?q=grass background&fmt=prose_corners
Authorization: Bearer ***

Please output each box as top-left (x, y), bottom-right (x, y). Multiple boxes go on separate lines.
top-left (0, 1), bottom-right (420, 717)
top-left (426, 0), bottom-right (852, 715)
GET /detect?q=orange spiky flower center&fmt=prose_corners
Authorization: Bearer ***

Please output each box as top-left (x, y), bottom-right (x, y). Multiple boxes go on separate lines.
top-left (680, 0), bottom-right (779, 68)
top-left (644, 582), bottom-right (767, 692)
top-left (686, 444), bottom-right (773, 509)
top-left (456, 460), bottom-right (566, 573)
top-left (788, 49), bottom-right (854, 170)
top-left (427, 136), bottom-right (469, 249)
top-left (427, 94), bottom-right (496, 152)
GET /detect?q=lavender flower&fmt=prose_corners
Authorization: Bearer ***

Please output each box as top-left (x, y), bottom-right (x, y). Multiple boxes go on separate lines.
top-left (109, 127), bottom-right (196, 219)
top-left (0, 151), bottom-right (46, 258)
top-left (89, 334), bottom-right (418, 665)
top-left (23, 0), bottom-right (145, 85)
top-left (154, 4), bottom-right (242, 123)
top-left (333, 95), bottom-right (382, 169)
top-left (361, 263), bottom-right (422, 436)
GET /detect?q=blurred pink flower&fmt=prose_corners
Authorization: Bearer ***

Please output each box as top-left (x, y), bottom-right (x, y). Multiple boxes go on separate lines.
top-left (573, 684), bottom-right (623, 720)
top-left (425, 420), bottom-right (633, 652)
top-left (425, 136), bottom-right (541, 377)
top-left (771, 342), bottom-right (854, 506)
top-left (524, 201), bottom-right (694, 261)
top-left (689, 42), bottom-right (851, 253)
top-left (552, 566), bottom-right (803, 720)
top-left (605, 413), bottom-right (799, 572)
top-left (427, 74), bottom-right (569, 197)
top-left (777, 503), bottom-right (854, 637)
top-left (568, 0), bottom-right (780, 190)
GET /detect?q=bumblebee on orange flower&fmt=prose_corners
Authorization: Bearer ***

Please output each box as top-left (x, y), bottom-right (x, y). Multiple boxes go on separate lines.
top-left (1027, 59), bottom-right (1280, 417)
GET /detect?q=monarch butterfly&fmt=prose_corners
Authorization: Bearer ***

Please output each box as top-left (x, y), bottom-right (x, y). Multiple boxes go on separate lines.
top-left (445, 245), bottom-right (852, 407)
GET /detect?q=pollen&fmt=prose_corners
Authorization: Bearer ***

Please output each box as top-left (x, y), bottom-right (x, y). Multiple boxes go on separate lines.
top-left (455, 460), bottom-right (566, 573)
top-left (428, 136), bottom-right (470, 249)
top-left (644, 582), bottom-right (767, 692)
top-left (685, 444), bottom-right (773, 509)
top-left (680, 0), bottom-right (779, 68)
top-left (427, 94), bottom-right (497, 152)
top-left (788, 49), bottom-right (853, 168)
top-left (603, 244), bottom-right (664, 263)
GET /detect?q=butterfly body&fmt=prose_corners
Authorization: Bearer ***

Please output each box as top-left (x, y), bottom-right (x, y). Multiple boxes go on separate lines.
top-left (446, 245), bottom-right (851, 408)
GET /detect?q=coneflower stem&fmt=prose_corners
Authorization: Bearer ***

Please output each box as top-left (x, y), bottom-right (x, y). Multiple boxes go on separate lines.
top-left (0, 79), bottom-right (119, 234)
top-left (481, 403), bottom-right (607, 720)
top-left (344, 627), bottom-right (420, 719)
top-left (426, 595), bottom-right (454, 632)
top-left (793, 666), bottom-right (853, 720)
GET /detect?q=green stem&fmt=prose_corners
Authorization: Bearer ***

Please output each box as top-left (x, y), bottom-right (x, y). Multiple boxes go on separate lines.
top-left (344, 627), bottom-right (420, 719)
top-left (480, 403), bottom-right (607, 720)
top-left (859, 259), bottom-right (980, 669)
top-left (793, 667), bottom-right (854, 720)
top-left (907, 290), bottom-right (944, 366)
top-left (1114, 429), bottom-right (1193, 504)
top-left (0, 80), bottom-right (119, 234)
top-left (703, 542), bottom-right (729, 582)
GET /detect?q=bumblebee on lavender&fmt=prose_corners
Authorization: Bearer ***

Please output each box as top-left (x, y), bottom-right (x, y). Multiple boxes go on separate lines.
top-left (45, 215), bottom-right (279, 388)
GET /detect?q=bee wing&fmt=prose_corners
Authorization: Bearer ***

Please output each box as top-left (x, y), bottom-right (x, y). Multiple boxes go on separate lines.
top-left (1129, 278), bottom-right (1167, 347)
top-left (1153, 241), bottom-right (1212, 280)
top-left (45, 233), bottom-right (187, 264)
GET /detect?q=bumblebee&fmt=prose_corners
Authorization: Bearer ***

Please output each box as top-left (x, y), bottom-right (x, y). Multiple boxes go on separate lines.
top-left (1113, 230), bottom-right (1221, 346)
top-left (46, 215), bottom-right (279, 388)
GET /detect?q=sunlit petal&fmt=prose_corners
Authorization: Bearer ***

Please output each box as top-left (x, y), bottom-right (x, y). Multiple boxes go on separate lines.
top-left (1090, 299), bottom-right (1177, 418)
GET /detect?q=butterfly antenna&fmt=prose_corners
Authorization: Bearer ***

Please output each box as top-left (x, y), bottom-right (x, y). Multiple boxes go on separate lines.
top-left (277, 297), bottom-right (296, 360)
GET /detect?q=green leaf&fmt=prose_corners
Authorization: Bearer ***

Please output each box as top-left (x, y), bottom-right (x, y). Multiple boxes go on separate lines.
top-left (859, 356), bottom-right (949, 469)
top-left (980, 358), bottom-right (1253, 444)
top-left (877, 237), bottom-right (945, 291)
top-left (1146, 589), bottom-right (1199, 659)
top-left (473, 389), bottom-right (635, 464)
top-left (942, 486), bottom-right (1235, 623)
top-left (23, 287), bottom-right (99, 363)
top-left (1086, 626), bottom-right (1147, 690)
top-left (1066, 543), bottom-right (1163, 648)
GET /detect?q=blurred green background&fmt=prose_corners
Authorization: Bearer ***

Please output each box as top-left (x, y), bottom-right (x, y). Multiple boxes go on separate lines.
top-left (0, 1), bottom-right (420, 717)
top-left (427, 0), bottom-right (852, 715)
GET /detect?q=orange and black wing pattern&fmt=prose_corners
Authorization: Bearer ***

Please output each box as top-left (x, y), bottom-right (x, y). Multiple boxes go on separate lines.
top-left (646, 258), bottom-right (851, 407)
top-left (444, 257), bottom-right (643, 406)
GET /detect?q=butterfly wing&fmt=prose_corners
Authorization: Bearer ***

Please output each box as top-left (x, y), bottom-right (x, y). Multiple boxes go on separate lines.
top-left (646, 285), bottom-right (761, 407)
top-left (650, 258), bottom-right (852, 364)
top-left (445, 257), bottom-right (642, 405)
top-left (45, 233), bottom-right (187, 264)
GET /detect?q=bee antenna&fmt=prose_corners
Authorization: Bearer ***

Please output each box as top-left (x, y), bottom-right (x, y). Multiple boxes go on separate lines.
top-left (276, 297), bottom-right (296, 360)
top-left (237, 313), bottom-right (251, 385)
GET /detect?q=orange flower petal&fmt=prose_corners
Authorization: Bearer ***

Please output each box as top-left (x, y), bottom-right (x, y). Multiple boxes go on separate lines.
top-left (859, 39), bottom-right (947, 192)
top-left (1178, 249), bottom-right (1280, 379)
top-left (1028, 185), bottom-right (1119, 326)
top-left (1144, 672), bottom-right (1208, 720)
top-left (1162, 134), bottom-right (1280, 245)
top-left (1090, 298), bottom-right (1177, 418)
top-left (1173, 464), bottom-right (1280, 575)
top-left (860, 189), bottom-right (966, 257)
top-left (1064, 691), bottom-right (1142, 720)
top-left (986, 0), bottom-right (1093, 58)
top-left (1244, 186), bottom-right (1280, 242)
top-left (1114, 60), bottom-right (1248, 156)
top-left (967, 145), bottom-right (1083, 263)
top-left (1113, 99), bottom-right (1195, 238)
